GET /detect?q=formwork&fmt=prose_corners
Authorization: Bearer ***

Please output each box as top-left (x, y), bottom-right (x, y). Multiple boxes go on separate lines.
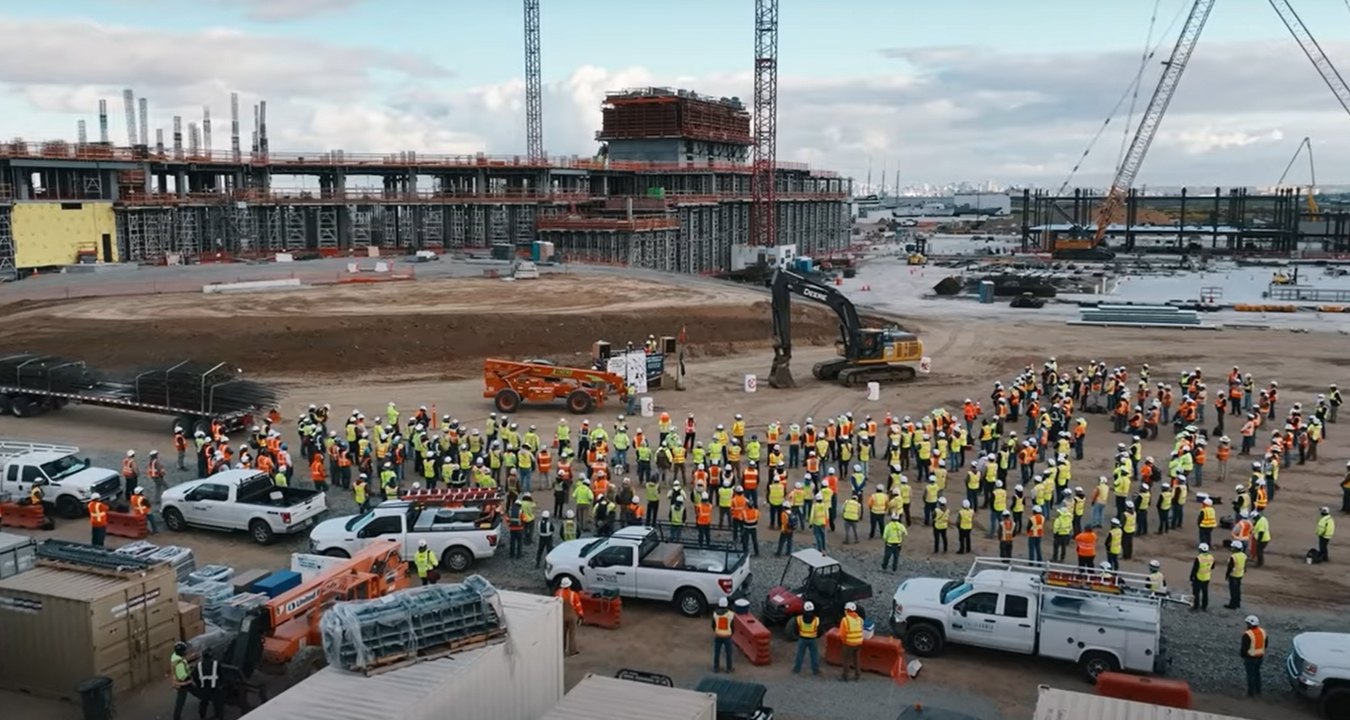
top-left (0, 563), bottom-right (179, 700)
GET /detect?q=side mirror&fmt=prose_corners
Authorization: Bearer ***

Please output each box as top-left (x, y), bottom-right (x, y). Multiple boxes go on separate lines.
top-left (958, 606), bottom-right (967, 617)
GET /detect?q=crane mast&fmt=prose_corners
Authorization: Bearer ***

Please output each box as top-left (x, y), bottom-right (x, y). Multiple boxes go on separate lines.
top-left (1092, 0), bottom-right (1216, 246)
top-left (523, 0), bottom-right (544, 163)
top-left (750, 0), bottom-right (779, 248)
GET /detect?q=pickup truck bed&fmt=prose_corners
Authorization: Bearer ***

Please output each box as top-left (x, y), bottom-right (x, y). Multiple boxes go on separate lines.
top-left (238, 485), bottom-right (320, 507)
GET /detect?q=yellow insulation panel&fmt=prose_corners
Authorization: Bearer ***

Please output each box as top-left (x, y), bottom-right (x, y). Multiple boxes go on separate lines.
top-left (12, 201), bottom-right (119, 268)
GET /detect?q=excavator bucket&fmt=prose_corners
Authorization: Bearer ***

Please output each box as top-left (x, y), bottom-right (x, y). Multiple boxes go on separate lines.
top-left (768, 355), bottom-right (795, 389)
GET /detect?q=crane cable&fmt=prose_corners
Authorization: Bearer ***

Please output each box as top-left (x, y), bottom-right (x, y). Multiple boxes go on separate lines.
top-left (1117, 0), bottom-right (1163, 177)
top-left (1053, 0), bottom-right (1189, 199)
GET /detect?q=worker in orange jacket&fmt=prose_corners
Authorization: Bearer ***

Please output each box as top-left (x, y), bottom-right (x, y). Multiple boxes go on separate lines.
top-left (555, 577), bottom-right (584, 656)
top-left (88, 493), bottom-right (109, 547)
top-left (1075, 527), bottom-right (1097, 569)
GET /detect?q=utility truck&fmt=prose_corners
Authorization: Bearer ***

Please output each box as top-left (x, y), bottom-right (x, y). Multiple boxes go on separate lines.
top-left (1288, 631), bottom-right (1350, 719)
top-left (309, 487), bottom-right (504, 572)
top-left (544, 523), bottom-right (751, 617)
top-left (160, 469), bottom-right (326, 544)
top-left (890, 557), bottom-right (1186, 681)
top-left (0, 441), bottom-right (123, 517)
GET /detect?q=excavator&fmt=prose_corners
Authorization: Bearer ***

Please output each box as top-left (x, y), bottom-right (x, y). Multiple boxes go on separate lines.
top-left (767, 268), bottom-right (923, 389)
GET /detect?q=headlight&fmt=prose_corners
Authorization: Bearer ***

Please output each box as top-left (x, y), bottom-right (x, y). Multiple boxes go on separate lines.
top-left (544, 562), bottom-right (552, 575)
top-left (78, 489), bottom-right (91, 499)
top-left (893, 601), bottom-right (904, 619)
top-left (1303, 662), bottom-right (1318, 676)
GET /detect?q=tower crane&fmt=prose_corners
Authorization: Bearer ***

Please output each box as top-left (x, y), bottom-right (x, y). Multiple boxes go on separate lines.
top-left (750, 0), bottom-right (779, 249)
top-left (523, 0), bottom-right (544, 163)
top-left (1053, 0), bottom-right (1217, 259)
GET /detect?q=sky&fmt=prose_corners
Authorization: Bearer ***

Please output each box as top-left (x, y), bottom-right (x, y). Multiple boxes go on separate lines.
top-left (1, 0), bottom-right (1349, 188)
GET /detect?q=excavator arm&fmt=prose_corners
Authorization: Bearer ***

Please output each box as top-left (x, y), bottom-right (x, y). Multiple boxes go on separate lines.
top-left (768, 268), bottom-right (865, 388)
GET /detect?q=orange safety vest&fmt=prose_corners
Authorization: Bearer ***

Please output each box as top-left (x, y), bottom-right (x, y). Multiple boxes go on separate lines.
top-left (121, 458), bottom-right (137, 478)
top-left (840, 613), bottom-right (864, 646)
top-left (999, 519), bottom-right (1015, 542)
top-left (714, 610), bottom-right (734, 638)
top-left (537, 450), bottom-right (552, 475)
top-left (173, 433), bottom-right (187, 451)
top-left (130, 494), bottom-right (150, 516)
top-left (731, 495), bottom-right (747, 521)
top-left (1028, 514), bottom-right (1044, 538)
top-left (1232, 519), bottom-right (1252, 542)
top-left (310, 455), bottom-right (327, 481)
top-left (695, 503), bottom-right (713, 526)
top-left (744, 507), bottom-right (760, 525)
top-left (1245, 627), bottom-right (1266, 657)
top-left (88, 501), bottom-right (108, 527)
top-left (1075, 531), bottom-right (1096, 557)
top-left (557, 588), bottom-right (584, 618)
top-left (743, 467), bottom-right (759, 490)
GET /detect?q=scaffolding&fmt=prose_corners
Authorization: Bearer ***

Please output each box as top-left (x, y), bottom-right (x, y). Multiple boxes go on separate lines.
top-left (349, 205), bottom-right (372, 249)
top-left (177, 207), bottom-right (199, 259)
top-left (233, 204), bottom-right (256, 253)
top-left (0, 204), bottom-right (14, 277)
top-left (284, 206), bottom-right (305, 250)
top-left (380, 206), bottom-right (399, 248)
top-left (317, 206), bottom-right (338, 251)
top-left (421, 205), bottom-right (443, 249)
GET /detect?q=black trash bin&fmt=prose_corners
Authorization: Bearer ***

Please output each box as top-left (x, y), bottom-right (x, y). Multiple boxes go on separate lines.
top-left (76, 676), bottom-right (114, 720)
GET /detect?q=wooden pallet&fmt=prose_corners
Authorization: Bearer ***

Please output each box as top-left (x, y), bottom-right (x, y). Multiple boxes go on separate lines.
top-left (361, 627), bottom-right (508, 676)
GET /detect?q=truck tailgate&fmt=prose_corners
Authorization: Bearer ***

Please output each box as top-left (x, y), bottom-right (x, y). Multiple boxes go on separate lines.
top-left (287, 493), bottom-right (327, 525)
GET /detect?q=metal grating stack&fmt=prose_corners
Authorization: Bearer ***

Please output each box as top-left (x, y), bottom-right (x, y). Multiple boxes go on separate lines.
top-left (114, 540), bottom-right (160, 559)
top-left (187, 564), bottom-right (234, 585)
top-left (147, 545), bottom-right (197, 581)
top-left (38, 539), bottom-right (161, 572)
top-left (213, 591), bottom-right (269, 629)
top-left (1073, 304), bottom-right (1207, 328)
top-left (179, 580), bottom-right (237, 625)
top-left (320, 575), bottom-right (505, 672)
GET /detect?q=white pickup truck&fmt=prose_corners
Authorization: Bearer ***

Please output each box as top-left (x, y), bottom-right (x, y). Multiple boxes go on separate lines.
top-left (308, 499), bottom-right (503, 573)
top-left (1288, 631), bottom-right (1350, 719)
top-left (160, 469), bottom-right (327, 545)
top-left (544, 524), bottom-right (752, 617)
top-left (0, 441), bottom-right (123, 518)
top-left (891, 558), bottom-right (1175, 681)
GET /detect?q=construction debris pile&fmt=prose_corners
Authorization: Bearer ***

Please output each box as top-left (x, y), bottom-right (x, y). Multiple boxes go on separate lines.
top-left (320, 575), bottom-right (506, 673)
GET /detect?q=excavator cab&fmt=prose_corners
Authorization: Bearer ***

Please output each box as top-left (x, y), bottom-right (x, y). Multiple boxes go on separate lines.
top-left (847, 328), bottom-right (921, 365)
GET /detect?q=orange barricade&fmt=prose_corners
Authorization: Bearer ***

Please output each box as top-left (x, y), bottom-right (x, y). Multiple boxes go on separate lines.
top-left (0, 501), bottom-right (52, 530)
top-left (579, 592), bottom-right (622, 629)
top-left (823, 628), bottom-right (906, 677)
top-left (732, 613), bottom-right (772, 666)
top-left (1096, 672), bottom-right (1192, 709)
top-left (106, 511), bottom-right (149, 539)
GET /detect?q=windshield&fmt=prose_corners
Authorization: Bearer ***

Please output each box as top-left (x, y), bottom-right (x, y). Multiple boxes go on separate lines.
top-left (941, 581), bottom-right (972, 605)
top-left (41, 455), bottom-right (89, 481)
top-left (345, 509), bottom-right (375, 532)
top-left (579, 538), bottom-right (607, 557)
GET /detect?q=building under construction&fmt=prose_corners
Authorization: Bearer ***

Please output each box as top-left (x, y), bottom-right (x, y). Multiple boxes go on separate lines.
top-left (0, 87), bottom-right (850, 277)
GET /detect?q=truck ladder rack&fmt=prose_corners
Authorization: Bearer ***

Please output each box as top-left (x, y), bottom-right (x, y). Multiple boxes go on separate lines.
top-left (397, 488), bottom-right (506, 506)
top-left (967, 557), bottom-right (1191, 606)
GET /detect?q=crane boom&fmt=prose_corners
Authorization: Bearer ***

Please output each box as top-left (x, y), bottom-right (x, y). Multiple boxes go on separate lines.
top-left (1268, 0), bottom-right (1350, 119)
top-left (1093, 0), bottom-right (1216, 245)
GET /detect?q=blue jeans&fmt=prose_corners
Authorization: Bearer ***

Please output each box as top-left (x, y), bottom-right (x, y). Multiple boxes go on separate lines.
top-left (812, 526), bottom-right (827, 552)
top-left (713, 637), bottom-right (734, 672)
top-left (519, 468), bottom-right (533, 492)
top-left (793, 638), bottom-right (820, 673)
top-left (1091, 504), bottom-right (1105, 529)
top-left (615, 449), bottom-right (628, 469)
top-left (1027, 535), bottom-right (1043, 562)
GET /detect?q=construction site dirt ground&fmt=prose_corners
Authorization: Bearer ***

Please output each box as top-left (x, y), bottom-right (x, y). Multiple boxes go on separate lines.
top-left (1, 270), bottom-right (1346, 720)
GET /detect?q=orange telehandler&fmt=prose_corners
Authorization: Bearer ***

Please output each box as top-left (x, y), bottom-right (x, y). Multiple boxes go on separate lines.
top-left (482, 358), bottom-right (627, 414)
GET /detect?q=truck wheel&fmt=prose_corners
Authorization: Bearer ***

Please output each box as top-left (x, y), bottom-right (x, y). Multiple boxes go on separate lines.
top-left (1321, 686), bottom-right (1350, 719)
top-left (494, 389), bottom-right (521, 414)
top-left (9, 396), bottom-right (32, 418)
top-left (163, 508), bottom-right (186, 531)
top-left (322, 548), bottom-right (350, 559)
top-left (249, 519), bottom-right (275, 545)
top-left (192, 419), bottom-right (210, 437)
top-left (172, 416), bottom-right (193, 434)
top-left (566, 390), bottom-right (594, 414)
top-left (55, 495), bottom-right (84, 519)
top-left (905, 623), bottom-right (943, 656)
top-left (675, 588), bottom-right (708, 617)
top-left (1079, 651), bottom-right (1120, 682)
top-left (442, 547), bottom-right (473, 572)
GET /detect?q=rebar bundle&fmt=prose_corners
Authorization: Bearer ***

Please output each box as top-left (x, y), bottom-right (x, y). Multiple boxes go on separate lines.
top-left (128, 361), bottom-right (279, 414)
top-left (38, 539), bottom-right (161, 572)
top-left (0, 354), bottom-right (105, 392)
top-left (320, 575), bottom-right (505, 672)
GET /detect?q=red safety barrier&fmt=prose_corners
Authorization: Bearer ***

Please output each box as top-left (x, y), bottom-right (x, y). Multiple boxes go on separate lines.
top-left (823, 628), bottom-right (906, 677)
top-left (732, 613), bottom-right (772, 666)
top-left (1096, 672), bottom-right (1192, 709)
top-left (0, 501), bottom-right (53, 530)
top-left (579, 592), bottom-right (622, 629)
top-left (106, 511), bottom-right (149, 539)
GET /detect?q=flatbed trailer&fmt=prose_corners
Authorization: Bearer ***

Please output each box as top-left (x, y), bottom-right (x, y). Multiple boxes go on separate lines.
top-left (0, 354), bottom-right (274, 433)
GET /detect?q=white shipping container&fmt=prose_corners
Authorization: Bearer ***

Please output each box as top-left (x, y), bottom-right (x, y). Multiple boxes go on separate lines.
top-left (1034, 686), bottom-right (1245, 720)
top-left (240, 590), bottom-right (564, 720)
top-left (541, 674), bottom-right (718, 720)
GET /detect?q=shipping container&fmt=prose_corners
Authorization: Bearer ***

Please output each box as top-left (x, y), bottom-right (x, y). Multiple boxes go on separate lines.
top-left (0, 531), bottom-right (37, 579)
top-left (0, 563), bottom-right (179, 700)
top-left (541, 674), bottom-right (718, 720)
top-left (239, 590), bottom-right (564, 720)
top-left (1034, 686), bottom-right (1245, 720)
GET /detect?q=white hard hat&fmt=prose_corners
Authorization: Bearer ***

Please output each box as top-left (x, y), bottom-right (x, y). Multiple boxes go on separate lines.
top-left (1231, 540), bottom-right (1244, 551)
top-left (90, 492), bottom-right (101, 500)
top-left (559, 577), bottom-right (573, 588)
top-left (1198, 543), bottom-right (1210, 552)
top-left (844, 602), bottom-right (857, 612)
top-left (1148, 560), bottom-right (1160, 569)
top-left (803, 601), bottom-right (816, 612)
top-left (541, 510), bottom-right (550, 519)
top-left (1245, 615), bottom-right (1259, 626)
top-left (718, 597), bottom-right (729, 608)
top-left (126, 449), bottom-right (135, 456)
top-left (1100, 562), bottom-right (1112, 570)
top-left (133, 486), bottom-right (143, 494)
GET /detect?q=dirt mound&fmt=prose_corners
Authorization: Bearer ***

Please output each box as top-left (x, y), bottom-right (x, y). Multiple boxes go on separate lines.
top-left (0, 303), bottom-right (839, 378)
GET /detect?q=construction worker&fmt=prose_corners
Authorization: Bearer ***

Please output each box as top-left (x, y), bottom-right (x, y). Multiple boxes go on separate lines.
top-left (146, 450), bottom-right (167, 501)
top-left (695, 492), bottom-right (714, 546)
top-left (170, 641), bottom-right (194, 720)
top-left (562, 509), bottom-right (578, 541)
top-left (413, 540), bottom-right (438, 585)
top-left (1026, 505), bottom-right (1044, 562)
top-left (1240, 615), bottom-right (1267, 697)
top-left (555, 577), bottom-right (584, 656)
top-left (1224, 540), bottom-right (1247, 609)
top-left (1190, 543), bottom-right (1214, 611)
top-left (1105, 518), bottom-right (1123, 570)
top-left (1074, 526), bottom-right (1096, 569)
top-left (997, 510), bottom-right (1015, 559)
top-left (1121, 500), bottom-right (1137, 560)
top-left (712, 597), bottom-right (735, 673)
top-left (838, 602), bottom-right (864, 682)
top-left (520, 492), bottom-right (537, 544)
top-left (882, 513), bottom-right (907, 570)
top-left (173, 426), bottom-right (188, 471)
top-left (121, 449), bottom-right (139, 500)
top-left (129, 486), bottom-right (159, 535)
top-left (841, 493), bottom-right (863, 544)
top-left (717, 480), bottom-right (734, 529)
top-left (957, 499), bottom-right (975, 554)
top-left (1198, 496), bottom-right (1217, 547)
top-left (776, 500), bottom-right (796, 556)
top-left (791, 601), bottom-right (821, 675)
top-left (1252, 510), bottom-right (1271, 567)
top-left (933, 497), bottom-right (950, 554)
top-left (192, 647), bottom-right (224, 720)
top-left (1146, 560), bottom-right (1167, 594)
top-left (353, 473), bottom-right (370, 512)
top-left (88, 492), bottom-right (108, 547)
top-left (535, 510), bottom-right (555, 567)
top-left (810, 494), bottom-right (829, 552)
top-left (741, 501), bottom-right (761, 556)
top-left (1342, 461), bottom-right (1350, 513)
top-left (1316, 506), bottom-right (1335, 563)
top-left (868, 484), bottom-right (888, 539)
top-left (507, 500), bottom-right (524, 559)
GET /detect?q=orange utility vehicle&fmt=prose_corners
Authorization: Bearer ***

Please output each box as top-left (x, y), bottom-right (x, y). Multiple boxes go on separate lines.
top-left (258, 539), bottom-right (410, 676)
top-left (482, 358), bottom-right (627, 414)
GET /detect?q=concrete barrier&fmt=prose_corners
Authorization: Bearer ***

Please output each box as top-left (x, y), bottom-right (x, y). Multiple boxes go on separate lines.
top-left (202, 278), bottom-right (303, 294)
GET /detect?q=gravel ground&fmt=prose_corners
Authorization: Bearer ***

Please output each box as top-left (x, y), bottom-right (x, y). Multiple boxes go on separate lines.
top-left (75, 445), bottom-right (1346, 714)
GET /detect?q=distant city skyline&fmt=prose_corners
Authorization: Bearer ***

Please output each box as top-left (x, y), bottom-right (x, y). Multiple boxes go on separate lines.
top-left (3, 1), bottom-right (1350, 186)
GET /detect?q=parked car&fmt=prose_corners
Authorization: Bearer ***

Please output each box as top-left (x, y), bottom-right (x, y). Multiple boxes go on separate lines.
top-left (160, 469), bottom-right (326, 544)
top-left (0, 441), bottom-right (122, 518)
top-left (544, 524), bottom-right (751, 617)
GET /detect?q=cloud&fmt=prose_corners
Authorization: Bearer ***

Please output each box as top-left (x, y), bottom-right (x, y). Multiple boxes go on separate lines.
top-left (3, 15), bottom-right (1348, 188)
top-left (218, 0), bottom-right (364, 22)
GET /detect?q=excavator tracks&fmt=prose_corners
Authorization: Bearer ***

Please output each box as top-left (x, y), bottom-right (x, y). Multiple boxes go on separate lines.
top-left (835, 364), bottom-right (917, 387)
